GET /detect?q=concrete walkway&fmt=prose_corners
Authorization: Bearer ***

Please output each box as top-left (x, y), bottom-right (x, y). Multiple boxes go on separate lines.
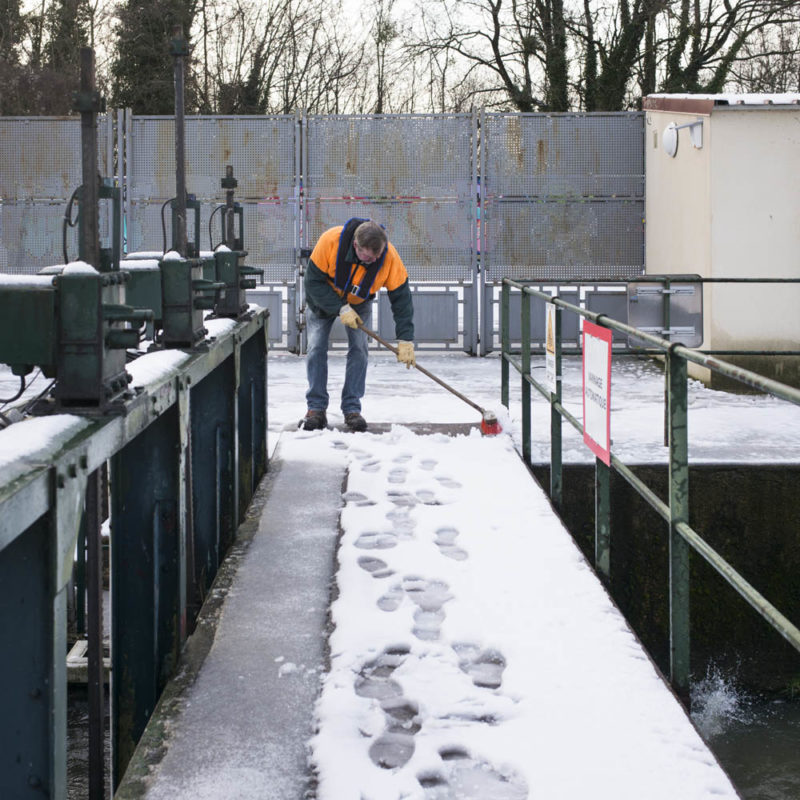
top-left (116, 420), bottom-right (740, 800)
top-left (116, 436), bottom-right (344, 799)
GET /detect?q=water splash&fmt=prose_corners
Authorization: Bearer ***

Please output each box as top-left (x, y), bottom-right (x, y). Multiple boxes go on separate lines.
top-left (691, 665), bottom-right (753, 739)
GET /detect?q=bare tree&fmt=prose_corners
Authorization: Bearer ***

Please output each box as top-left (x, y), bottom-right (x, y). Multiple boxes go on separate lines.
top-left (728, 21), bottom-right (800, 93)
top-left (410, 0), bottom-right (800, 112)
top-left (411, 0), bottom-right (559, 111)
top-left (656, 0), bottom-right (800, 95)
top-left (574, 0), bottom-right (666, 111)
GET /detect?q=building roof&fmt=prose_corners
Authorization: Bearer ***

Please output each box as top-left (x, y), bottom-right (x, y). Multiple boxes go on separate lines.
top-left (644, 93), bottom-right (800, 114)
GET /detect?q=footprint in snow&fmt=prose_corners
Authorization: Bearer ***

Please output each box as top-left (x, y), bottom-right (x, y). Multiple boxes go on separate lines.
top-left (353, 645), bottom-right (421, 771)
top-left (342, 491), bottom-right (375, 506)
top-left (435, 475), bottom-right (462, 489)
top-left (418, 746), bottom-right (528, 799)
top-left (377, 576), bottom-right (453, 641)
top-left (452, 642), bottom-right (507, 689)
top-left (355, 532), bottom-right (398, 550)
top-left (434, 526), bottom-right (468, 561)
top-left (386, 508), bottom-right (416, 536)
top-left (415, 489), bottom-right (438, 504)
top-left (357, 556), bottom-right (395, 579)
top-left (388, 467), bottom-right (407, 484)
top-left (377, 584), bottom-right (405, 611)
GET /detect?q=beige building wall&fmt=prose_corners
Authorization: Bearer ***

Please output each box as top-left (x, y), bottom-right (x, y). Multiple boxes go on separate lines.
top-left (644, 96), bottom-right (800, 387)
top-left (709, 109), bottom-right (800, 350)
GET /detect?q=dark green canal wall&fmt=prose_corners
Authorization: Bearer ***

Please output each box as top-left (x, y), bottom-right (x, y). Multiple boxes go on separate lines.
top-left (531, 463), bottom-right (800, 693)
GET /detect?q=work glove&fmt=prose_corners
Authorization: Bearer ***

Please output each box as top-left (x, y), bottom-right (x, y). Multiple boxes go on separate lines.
top-left (339, 304), bottom-right (362, 329)
top-left (397, 340), bottom-right (415, 369)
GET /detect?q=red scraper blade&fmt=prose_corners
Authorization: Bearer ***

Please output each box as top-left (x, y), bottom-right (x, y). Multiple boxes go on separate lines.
top-left (480, 411), bottom-right (502, 436)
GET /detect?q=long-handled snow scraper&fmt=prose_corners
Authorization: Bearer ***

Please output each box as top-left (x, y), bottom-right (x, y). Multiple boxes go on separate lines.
top-left (358, 323), bottom-right (502, 436)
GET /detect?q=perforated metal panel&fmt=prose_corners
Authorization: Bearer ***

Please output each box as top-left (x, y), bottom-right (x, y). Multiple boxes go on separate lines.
top-left (126, 197), bottom-right (297, 279)
top-left (0, 116), bottom-right (113, 273)
top-left (585, 288), bottom-right (630, 345)
top-left (304, 199), bottom-right (473, 282)
top-left (128, 115), bottom-right (298, 281)
top-left (507, 290), bottom-right (581, 346)
top-left (482, 199), bottom-right (644, 280)
top-left (378, 290), bottom-right (459, 343)
top-left (482, 112), bottom-right (645, 281)
top-left (129, 116), bottom-right (296, 201)
top-left (304, 114), bottom-right (476, 283)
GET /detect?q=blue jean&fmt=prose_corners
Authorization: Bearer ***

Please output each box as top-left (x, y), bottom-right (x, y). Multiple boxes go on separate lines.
top-left (305, 302), bottom-right (373, 415)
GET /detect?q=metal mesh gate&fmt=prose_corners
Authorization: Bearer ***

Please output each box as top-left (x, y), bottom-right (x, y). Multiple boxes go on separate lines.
top-left (0, 111), bottom-right (645, 351)
top-left (481, 112), bottom-right (644, 279)
top-left (303, 113), bottom-right (476, 282)
top-left (126, 114), bottom-right (299, 279)
top-left (303, 113), bottom-right (478, 351)
top-left (480, 111), bottom-right (645, 350)
top-left (0, 116), bottom-right (113, 273)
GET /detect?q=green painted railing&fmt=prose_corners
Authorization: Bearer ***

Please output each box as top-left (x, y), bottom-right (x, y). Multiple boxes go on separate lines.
top-left (501, 278), bottom-right (800, 702)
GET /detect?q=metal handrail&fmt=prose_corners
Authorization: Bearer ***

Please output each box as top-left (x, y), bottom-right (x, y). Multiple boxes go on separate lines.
top-left (497, 275), bottom-right (800, 357)
top-left (500, 278), bottom-right (800, 702)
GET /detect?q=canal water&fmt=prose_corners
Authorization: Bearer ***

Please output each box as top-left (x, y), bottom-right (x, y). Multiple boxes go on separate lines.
top-left (691, 668), bottom-right (800, 799)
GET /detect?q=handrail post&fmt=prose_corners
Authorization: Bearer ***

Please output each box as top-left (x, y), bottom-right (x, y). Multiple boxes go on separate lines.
top-left (668, 349), bottom-right (691, 703)
top-left (595, 458), bottom-right (611, 580)
top-left (501, 281), bottom-right (510, 410)
top-left (521, 289), bottom-right (531, 465)
top-left (550, 303), bottom-right (563, 509)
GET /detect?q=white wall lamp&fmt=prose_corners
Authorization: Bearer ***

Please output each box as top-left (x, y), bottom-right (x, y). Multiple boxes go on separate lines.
top-left (662, 119), bottom-right (704, 157)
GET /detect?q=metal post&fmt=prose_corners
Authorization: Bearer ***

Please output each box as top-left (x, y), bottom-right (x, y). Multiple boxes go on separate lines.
top-left (171, 29), bottom-right (188, 257)
top-left (501, 282), bottom-right (510, 409)
top-left (470, 108), bottom-right (480, 355)
top-left (224, 165), bottom-right (237, 248)
top-left (595, 458), bottom-right (611, 580)
top-left (76, 520), bottom-right (86, 634)
top-left (177, 378), bottom-right (191, 640)
top-left (663, 277), bottom-right (671, 447)
top-left (668, 349), bottom-right (691, 702)
top-left (77, 47), bottom-right (100, 269)
top-left (85, 470), bottom-right (105, 800)
top-left (521, 290), bottom-right (531, 465)
top-left (550, 304), bottom-right (563, 508)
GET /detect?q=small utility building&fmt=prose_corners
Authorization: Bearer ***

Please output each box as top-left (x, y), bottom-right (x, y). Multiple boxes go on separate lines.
top-left (643, 93), bottom-right (800, 388)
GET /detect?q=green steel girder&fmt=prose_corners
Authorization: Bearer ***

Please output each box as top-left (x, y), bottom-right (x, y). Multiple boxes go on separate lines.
top-left (0, 308), bottom-right (268, 799)
top-left (0, 310), bottom-right (267, 550)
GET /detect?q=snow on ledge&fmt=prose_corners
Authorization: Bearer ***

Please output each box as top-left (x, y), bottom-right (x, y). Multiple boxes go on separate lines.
top-left (0, 274), bottom-right (56, 290)
top-left (126, 350), bottom-right (191, 389)
top-left (0, 414), bottom-right (91, 481)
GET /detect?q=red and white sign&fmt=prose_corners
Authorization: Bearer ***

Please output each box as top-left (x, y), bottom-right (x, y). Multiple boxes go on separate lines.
top-left (582, 321), bottom-right (612, 465)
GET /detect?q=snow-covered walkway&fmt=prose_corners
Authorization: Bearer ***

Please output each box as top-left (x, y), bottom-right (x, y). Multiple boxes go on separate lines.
top-left (124, 408), bottom-right (739, 798)
top-left (307, 426), bottom-right (738, 799)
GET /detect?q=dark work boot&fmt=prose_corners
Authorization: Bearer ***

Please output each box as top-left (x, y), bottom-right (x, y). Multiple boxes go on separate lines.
top-left (302, 409), bottom-right (328, 431)
top-left (344, 412), bottom-right (368, 432)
